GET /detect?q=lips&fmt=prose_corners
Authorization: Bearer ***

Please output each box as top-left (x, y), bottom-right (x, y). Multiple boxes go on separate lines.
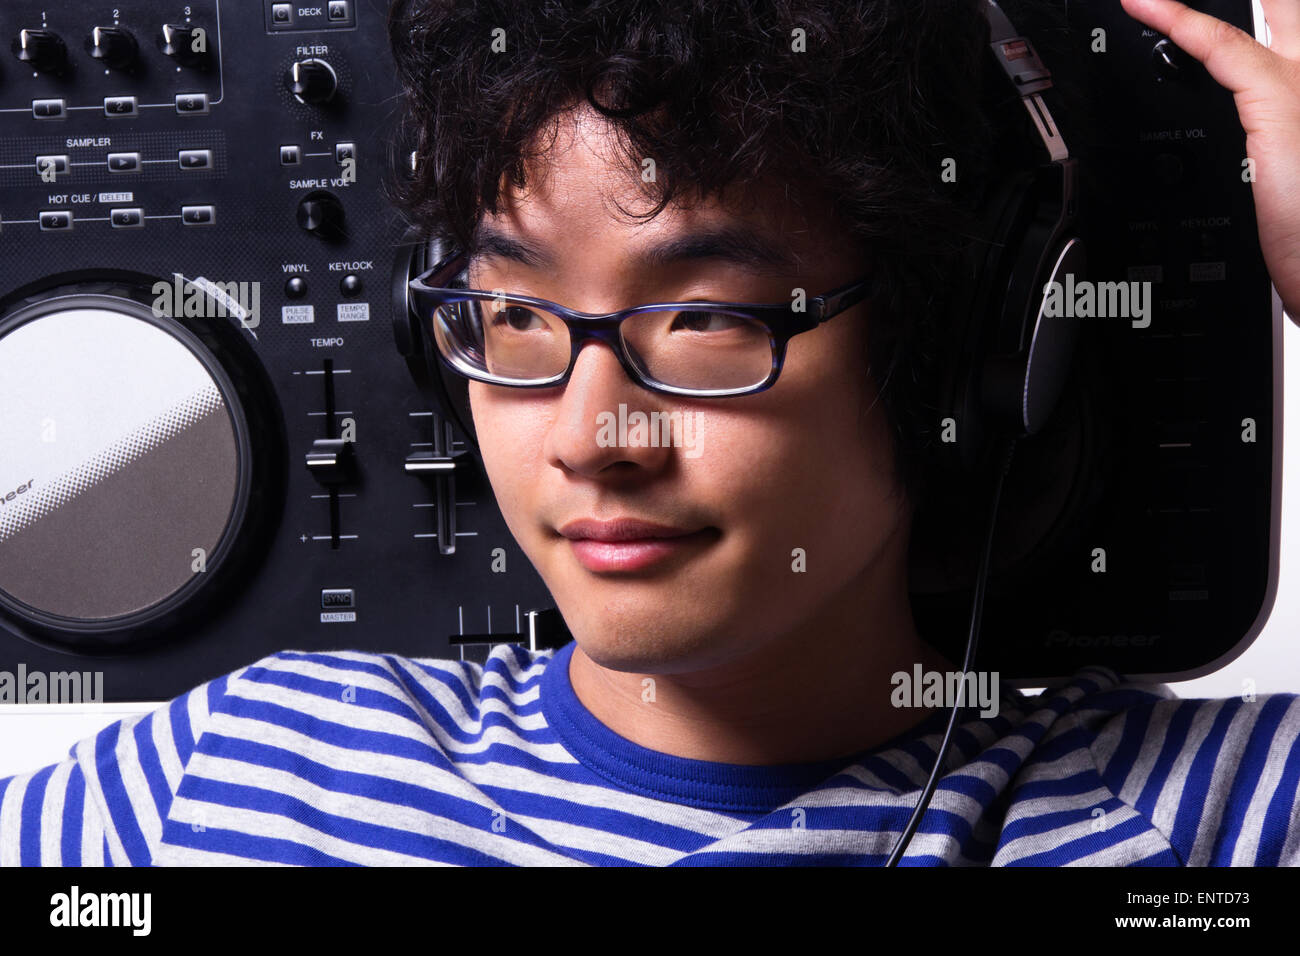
top-left (558, 518), bottom-right (697, 542)
top-left (558, 518), bottom-right (715, 572)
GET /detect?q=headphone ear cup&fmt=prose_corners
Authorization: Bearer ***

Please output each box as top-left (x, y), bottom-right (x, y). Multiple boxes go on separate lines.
top-left (931, 170), bottom-right (1034, 477)
top-left (398, 234), bottom-right (482, 455)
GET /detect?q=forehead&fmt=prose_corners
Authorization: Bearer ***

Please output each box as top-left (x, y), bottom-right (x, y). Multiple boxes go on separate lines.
top-left (472, 103), bottom-right (833, 272)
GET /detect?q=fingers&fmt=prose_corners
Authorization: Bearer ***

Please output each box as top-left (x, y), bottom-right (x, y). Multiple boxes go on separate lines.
top-left (1119, 0), bottom-right (1284, 96)
top-left (1260, 0), bottom-right (1300, 61)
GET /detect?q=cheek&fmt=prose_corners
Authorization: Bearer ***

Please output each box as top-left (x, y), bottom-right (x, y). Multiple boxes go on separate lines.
top-left (724, 346), bottom-right (896, 559)
top-left (467, 384), bottom-right (542, 519)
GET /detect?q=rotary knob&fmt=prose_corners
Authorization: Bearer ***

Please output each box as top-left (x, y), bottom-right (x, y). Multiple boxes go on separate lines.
top-left (286, 58), bottom-right (338, 105)
top-left (86, 25), bottom-right (138, 70)
top-left (12, 28), bottom-right (67, 74)
top-left (159, 22), bottom-right (211, 69)
top-left (1152, 37), bottom-right (1193, 82)
top-left (297, 190), bottom-right (346, 241)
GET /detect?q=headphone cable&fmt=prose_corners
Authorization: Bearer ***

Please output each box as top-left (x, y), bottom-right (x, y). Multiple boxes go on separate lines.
top-left (885, 431), bottom-right (1019, 866)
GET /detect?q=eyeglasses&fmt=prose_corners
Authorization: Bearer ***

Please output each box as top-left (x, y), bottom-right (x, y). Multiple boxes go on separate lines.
top-left (406, 246), bottom-right (876, 398)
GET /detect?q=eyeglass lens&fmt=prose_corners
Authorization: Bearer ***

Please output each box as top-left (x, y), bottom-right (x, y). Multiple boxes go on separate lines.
top-left (432, 298), bottom-right (775, 390)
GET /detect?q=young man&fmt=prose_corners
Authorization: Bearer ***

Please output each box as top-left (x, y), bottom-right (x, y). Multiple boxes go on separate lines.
top-left (3, 0), bottom-right (1300, 865)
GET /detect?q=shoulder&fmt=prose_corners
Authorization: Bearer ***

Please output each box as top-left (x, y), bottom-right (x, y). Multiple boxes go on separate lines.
top-left (171, 643), bottom-right (560, 766)
top-left (1055, 668), bottom-right (1300, 866)
top-left (65, 644), bottom-right (557, 865)
top-left (216, 644), bottom-right (556, 715)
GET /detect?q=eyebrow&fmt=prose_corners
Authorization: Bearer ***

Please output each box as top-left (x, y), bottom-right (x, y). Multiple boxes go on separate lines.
top-left (469, 223), bottom-right (800, 276)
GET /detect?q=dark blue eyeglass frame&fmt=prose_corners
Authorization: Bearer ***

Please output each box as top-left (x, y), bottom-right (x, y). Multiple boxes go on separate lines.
top-left (407, 246), bottom-right (876, 398)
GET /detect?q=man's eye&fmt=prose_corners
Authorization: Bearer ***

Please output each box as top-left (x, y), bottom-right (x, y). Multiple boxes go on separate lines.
top-left (669, 310), bottom-right (745, 333)
top-left (491, 305), bottom-right (547, 331)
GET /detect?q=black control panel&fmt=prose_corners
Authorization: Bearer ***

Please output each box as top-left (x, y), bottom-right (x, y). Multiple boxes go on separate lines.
top-left (912, 0), bottom-right (1280, 682)
top-left (0, 0), bottom-right (557, 701)
top-left (0, 0), bottom-right (1282, 697)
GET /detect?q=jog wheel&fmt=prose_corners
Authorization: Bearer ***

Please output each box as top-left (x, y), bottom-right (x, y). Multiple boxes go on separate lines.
top-left (0, 274), bottom-right (285, 653)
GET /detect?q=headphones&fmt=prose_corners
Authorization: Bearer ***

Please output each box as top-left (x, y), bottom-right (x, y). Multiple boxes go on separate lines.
top-left (391, 0), bottom-right (1086, 861)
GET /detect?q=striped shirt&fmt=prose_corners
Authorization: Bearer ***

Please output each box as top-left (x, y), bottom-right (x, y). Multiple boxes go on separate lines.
top-left (2, 640), bottom-right (1299, 865)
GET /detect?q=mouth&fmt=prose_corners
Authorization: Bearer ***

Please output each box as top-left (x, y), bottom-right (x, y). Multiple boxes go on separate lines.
top-left (557, 518), bottom-right (718, 573)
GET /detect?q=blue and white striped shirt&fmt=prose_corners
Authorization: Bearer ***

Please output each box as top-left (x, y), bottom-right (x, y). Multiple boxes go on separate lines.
top-left (2, 640), bottom-right (1299, 865)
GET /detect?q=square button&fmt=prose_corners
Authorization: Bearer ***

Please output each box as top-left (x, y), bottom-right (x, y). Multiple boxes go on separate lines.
top-left (39, 211), bottom-right (73, 231)
top-left (32, 98), bottom-right (65, 119)
top-left (35, 154), bottom-right (69, 177)
top-left (181, 205), bottom-right (215, 225)
top-left (334, 142), bottom-right (355, 164)
top-left (272, 3), bottom-right (292, 24)
top-left (328, 1), bottom-right (349, 20)
top-left (280, 145), bottom-right (302, 165)
top-left (175, 92), bottom-right (209, 115)
top-left (104, 96), bottom-right (138, 117)
top-left (321, 588), bottom-right (355, 609)
top-left (178, 149), bottom-right (212, 170)
top-left (107, 152), bottom-right (141, 173)
top-left (110, 208), bottom-right (144, 229)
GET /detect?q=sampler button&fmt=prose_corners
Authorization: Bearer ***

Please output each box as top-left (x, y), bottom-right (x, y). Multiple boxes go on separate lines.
top-left (107, 151), bottom-right (141, 172)
top-left (35, 154), bottom-right (68, 177)
top-left (181, 205), bottom-right (214, 225)
top-left (280, 145), bottom-right (302, 165)
top-left (104, 95), bottom-right (138, 117)
top-left (175, 92), bottom-right (209, 115)
top-left (32, 98), bottom-right (66, 119)
top-left (110, 208), bottom-right (143, 228)
top-left (178, 148), bottom-right (212, 170)
top-left (39, 210), bottom-right (72, 231)
top-left (285, 276), bottom-right (308, 298)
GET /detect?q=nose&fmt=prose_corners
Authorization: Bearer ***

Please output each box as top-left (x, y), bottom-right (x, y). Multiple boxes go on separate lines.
top-left (543, 339), bottom-right (675, 480)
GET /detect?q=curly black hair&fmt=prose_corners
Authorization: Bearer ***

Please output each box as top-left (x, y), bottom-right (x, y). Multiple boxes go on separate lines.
top-left (382, 0), bottom-right (1080, 516)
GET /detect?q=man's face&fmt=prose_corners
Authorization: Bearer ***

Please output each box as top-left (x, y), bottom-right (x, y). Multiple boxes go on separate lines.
top-left (466, 104), bottom-right (909, 675)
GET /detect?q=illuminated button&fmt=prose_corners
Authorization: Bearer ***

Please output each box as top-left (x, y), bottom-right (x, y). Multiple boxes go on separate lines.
top-left (181, 205), bottom-right (215, 225)
top-left (39, 210), bottom-right (72, 231)
top-left (110, 208), bottom-right (144, 228)
top-left (178, 149), bottom-right (212, 170)
top-left (107, 151), bottom-right (141, 172)
top-left (104, 95), bottom-right (138, 117)
top-left (280, 145), bottom-right (302, 165)
top-left (175, 92), bottom-right (209, 115)
top-left (35, 154), bottom-right (68, 177)
top-left (32, 98), bottom-right (65, 119)
top-left (328, 2), bottom-right (350, 21)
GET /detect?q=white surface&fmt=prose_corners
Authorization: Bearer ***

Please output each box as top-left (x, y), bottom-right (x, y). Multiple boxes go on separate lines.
top-left (0, 705), bottom-right (154, 778)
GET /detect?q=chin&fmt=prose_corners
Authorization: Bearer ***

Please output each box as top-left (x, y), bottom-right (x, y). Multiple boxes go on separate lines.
top-left (561, 597), bottom-right (744, 674)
